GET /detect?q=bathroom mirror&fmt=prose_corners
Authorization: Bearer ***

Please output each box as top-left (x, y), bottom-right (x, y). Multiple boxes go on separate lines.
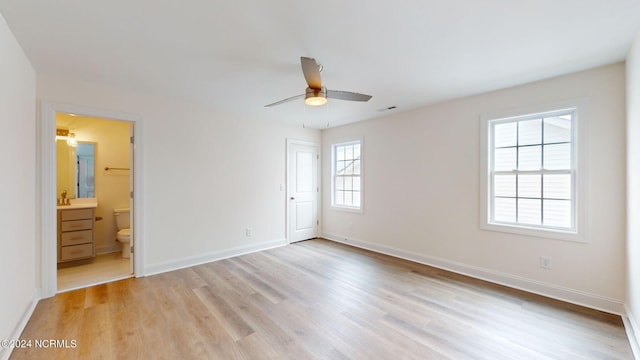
top-left (56, 141), bottom-right (95, 198)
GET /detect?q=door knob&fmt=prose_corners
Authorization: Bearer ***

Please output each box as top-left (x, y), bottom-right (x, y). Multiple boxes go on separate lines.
top-left (290, 197), bottom-right (295, 200)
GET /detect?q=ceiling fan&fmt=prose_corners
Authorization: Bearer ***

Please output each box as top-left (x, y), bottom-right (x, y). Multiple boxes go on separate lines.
top-left (265, 57), bottom-right (372, 107)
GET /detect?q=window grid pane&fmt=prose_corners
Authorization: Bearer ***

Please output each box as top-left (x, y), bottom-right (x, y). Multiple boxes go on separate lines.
top-left (518, 145), bottom-right (542, 170)
top-left (494, 174), bottom-right (515, 197)
top-left (543, 143), bottom-right (571, 170)
top-left (494, 198), bottom-right (516, 223)
top-left (518, 119), bottom-right (542, 146)
top-left (517, 174), bottom-right (541, 198)
top-left (494, 148), bottom-right (517, 171)
top-left (494, 122), bottom-right (517, 148)
top-left (490, 110), bottom-right (575, 230)
top-left (544, 116), bottom-right (572, 144)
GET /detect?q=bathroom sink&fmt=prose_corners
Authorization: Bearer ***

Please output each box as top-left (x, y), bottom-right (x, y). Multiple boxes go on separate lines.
top-left (57, 197), bottom-right (98, 210)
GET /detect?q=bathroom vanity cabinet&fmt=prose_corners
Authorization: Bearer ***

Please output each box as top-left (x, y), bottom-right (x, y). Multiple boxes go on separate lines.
top-left (57, 207), bottom-right (96, 267)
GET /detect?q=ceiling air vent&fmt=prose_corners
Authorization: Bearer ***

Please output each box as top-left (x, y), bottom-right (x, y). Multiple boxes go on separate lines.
top-left (377, 106), bottom-right (397, 112)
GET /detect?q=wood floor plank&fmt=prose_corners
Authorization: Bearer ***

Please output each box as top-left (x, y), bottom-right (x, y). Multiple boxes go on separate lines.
top-left (192, 286), bottom-right (255, 342)
top-left (78, 303), bottom-right (114, 359)
top-left (10, 239), bottom-right (634, 359)
top-left (226, 257), bottom-right (288, 304)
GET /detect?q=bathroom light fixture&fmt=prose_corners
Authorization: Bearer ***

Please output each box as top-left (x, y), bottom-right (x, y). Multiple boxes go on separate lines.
top-left (55, 128), bottom-right (78, 146)
top-left (67, 133), bottom-right (77, 147)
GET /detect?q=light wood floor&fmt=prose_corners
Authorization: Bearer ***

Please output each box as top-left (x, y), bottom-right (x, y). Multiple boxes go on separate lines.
top-left (12, 239), bottom-right (633, 359)
top-left (57, 252), bottom-right (131, 292)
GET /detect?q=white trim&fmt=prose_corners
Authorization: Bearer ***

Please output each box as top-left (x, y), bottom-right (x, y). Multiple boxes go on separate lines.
top-left (145, 238), bottom-right (288, 276)
top-left (96, 245), bottom-right (122, 255)
top-left (38, 102), bottom-right (144, 298)
top-left (38, 102), bottom-right (57, 298)
top-left (0, 293), bottom-right (39, 360)
top-left (624, 305), bottom-right (640, 359)
top-left (131, 120), bottom-right (145, 278)
top-left (479, 99), bottom-right (589, 243)
top-left (321, 232), bottom-right (624, 315)
top-left (286, 139), bottom-right (319, 148)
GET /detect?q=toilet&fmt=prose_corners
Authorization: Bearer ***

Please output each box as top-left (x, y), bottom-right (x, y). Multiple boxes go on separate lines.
top-left (113, 208), bottom-right (132, 258)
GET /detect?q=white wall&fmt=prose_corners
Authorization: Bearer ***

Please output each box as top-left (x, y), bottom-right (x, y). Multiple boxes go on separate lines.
top-left (626, 30), bottom-right (640, 355)
top-left (0, 14), bottom-right (36, 360)
top-left (322, 63), bottom-right (627, 313)
top-left (37, 74), bottom-right (321, 273)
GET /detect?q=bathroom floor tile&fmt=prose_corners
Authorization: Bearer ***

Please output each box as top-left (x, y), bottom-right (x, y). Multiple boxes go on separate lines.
top-left (57, 252), bottom-right (131, 292)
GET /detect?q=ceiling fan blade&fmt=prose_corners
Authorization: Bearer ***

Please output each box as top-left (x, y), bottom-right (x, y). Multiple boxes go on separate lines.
top-left (300, 57), bottom-right (322, 89)
top-left (264, 94), bottom-right (305, 107)
top-left (327, 90), bottom-right (372, 102)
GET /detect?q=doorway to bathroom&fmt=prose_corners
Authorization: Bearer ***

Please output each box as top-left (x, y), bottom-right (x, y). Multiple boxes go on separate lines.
top-left (52, 111), bottom-right (136, 292)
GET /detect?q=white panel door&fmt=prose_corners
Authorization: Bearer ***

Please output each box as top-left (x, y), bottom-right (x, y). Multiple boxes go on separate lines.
top-left (288, 141), bottom-right (319, 243)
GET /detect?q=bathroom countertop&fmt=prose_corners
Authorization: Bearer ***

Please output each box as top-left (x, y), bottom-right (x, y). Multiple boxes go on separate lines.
top-left (57, 198), bottom-right (98, 210)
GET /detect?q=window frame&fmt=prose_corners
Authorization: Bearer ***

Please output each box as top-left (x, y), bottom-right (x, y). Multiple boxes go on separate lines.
top-left (480, 102), bottom-right (587, 243)
top-left (330, 139), bottom-right (363, 213)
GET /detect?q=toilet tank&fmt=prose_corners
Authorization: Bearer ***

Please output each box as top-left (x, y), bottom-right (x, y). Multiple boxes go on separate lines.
top-left (113, 208), bottom-right (130, 230)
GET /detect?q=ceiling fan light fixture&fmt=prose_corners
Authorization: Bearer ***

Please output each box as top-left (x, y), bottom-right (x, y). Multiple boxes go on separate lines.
top-left (305, 87), bottom-right (327, 106)
top-left (305, 96), bottom-right (327, 106)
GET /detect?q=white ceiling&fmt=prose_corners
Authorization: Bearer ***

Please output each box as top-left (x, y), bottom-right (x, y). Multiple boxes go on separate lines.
top-left (2, 0), bottom-right (639, 128)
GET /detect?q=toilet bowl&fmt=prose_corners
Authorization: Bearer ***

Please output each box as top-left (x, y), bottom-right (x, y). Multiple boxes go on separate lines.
top-left (113, 208), bottom-right (131, 258)
top-left (117, 228), bottom-right (131, 258)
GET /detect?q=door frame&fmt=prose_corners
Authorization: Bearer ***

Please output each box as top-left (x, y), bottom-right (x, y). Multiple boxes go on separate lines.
top-left (38, 102), bottom-right (144, 298)
top-left (286, 139), bottom-right (320, 244)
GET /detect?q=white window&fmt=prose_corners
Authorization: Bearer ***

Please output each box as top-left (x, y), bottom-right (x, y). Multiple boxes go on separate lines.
top-left (481, 107), bottom-right (584, 241)
top-left (332, 140), bottom-right (362, 210)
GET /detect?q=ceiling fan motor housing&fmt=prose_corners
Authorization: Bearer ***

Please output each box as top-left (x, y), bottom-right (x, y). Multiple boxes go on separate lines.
top-left (305, 87), bottom-right (327, 106)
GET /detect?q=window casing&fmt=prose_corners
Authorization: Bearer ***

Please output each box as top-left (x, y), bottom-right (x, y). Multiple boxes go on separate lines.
top-left (332, 140), bottom-right (362, 210)
top-left (483, 108), bottom-right (582, 240)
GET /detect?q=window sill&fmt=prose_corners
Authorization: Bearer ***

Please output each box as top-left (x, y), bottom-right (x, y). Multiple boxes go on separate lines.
top-left (330, 205), bottom-right (363, 214)
top-left (480, 222), bottom-right (585, 243)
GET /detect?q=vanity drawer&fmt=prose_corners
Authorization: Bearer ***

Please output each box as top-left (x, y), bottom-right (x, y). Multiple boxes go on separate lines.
top-left (61, 230), bottom-right (93, 246)
top-left (60, 208), bottom-right (94, 221)
top-left (61, 219), bottom-right (93, 232)
top-left (60, 243), bottom-right (93, 261)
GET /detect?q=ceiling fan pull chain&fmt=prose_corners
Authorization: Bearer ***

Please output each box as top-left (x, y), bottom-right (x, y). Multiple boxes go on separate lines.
top-left (325, 102), bottom-right (330, 128)
top-left (302, 102), bottom-right (307, 128)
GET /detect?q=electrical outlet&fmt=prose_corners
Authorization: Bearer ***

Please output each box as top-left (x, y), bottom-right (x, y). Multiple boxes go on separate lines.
top-left (540, 256), bottom-right (552, 270)
top-left (246, 228), bottom-right (253, 237)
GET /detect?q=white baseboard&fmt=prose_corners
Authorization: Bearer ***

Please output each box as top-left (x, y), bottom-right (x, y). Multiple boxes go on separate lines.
top-left (623, 305), bottom-right (640, 359)
top-left (144, 238), bottom-right (288, 276)
top-left (322, 232), bottom-right (625, 315)
top-left (96, 245), bottom-right (121, 255)
top-left (1, 292), bottom-right (39, 360)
